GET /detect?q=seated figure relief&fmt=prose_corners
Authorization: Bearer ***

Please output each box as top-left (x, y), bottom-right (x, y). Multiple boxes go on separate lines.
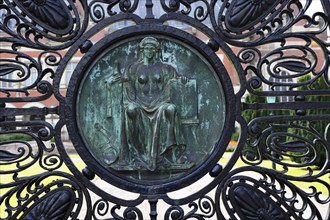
top-left (104, 37), bottom-right (194, 172)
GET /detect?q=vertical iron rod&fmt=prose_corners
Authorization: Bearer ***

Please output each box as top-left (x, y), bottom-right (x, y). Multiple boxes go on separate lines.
top-left (149, 199), bottom-right (158, 220)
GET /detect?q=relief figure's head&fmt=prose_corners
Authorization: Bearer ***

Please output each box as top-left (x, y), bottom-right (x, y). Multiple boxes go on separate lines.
top-left (139, 37), bottom-right (160, 62)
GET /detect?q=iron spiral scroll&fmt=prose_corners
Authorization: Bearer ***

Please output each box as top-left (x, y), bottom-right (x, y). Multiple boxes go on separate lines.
top-left (0, 0), bottom-right (329, 219)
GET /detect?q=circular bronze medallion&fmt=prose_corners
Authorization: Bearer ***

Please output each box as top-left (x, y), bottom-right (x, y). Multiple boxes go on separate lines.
top-left (66, 26), bottom-right (234, 193)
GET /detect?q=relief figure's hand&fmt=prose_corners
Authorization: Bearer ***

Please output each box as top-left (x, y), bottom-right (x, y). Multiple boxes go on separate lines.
top-left (105, 74), bottom-right (122, 88)
top-left (179, 76), bottom-right (188, 85)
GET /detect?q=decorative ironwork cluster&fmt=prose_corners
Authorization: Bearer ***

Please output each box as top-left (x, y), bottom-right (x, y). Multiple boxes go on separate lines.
top-left (0, 0), bottom-right (329, 219)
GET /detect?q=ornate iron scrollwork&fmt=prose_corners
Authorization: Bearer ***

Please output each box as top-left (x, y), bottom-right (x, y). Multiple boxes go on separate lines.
top-left (1, 0), bottom-right (329, 219)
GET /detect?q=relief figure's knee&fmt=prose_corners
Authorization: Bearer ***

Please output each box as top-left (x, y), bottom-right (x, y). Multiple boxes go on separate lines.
top-left (126, 103), bottom-right (139, 118)
top-left (165, 103), bottom-right (177, 119)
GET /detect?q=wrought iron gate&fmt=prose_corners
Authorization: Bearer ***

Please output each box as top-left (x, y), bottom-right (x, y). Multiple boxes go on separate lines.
top-left (0, 0), bottom-right (329, 219)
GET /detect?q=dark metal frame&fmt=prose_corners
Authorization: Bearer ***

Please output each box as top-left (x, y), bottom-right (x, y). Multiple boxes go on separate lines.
top-left (0, 0), bottom-right (329, 219)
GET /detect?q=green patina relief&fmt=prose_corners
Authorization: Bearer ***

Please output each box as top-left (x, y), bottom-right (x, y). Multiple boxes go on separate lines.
top-left (78, 36), bottom-right (225, 182)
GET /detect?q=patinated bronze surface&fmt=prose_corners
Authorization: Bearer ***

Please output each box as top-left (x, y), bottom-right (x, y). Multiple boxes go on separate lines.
top-left (77, 36), bottom-right (225, 181)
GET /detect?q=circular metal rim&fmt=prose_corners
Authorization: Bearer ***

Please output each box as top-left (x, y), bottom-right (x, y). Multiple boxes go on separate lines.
top-left (65, 24), bottom-right (236, 194)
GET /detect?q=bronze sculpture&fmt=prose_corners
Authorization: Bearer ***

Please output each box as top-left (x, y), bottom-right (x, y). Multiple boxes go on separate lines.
top-left (105, 37), bottom-right (190, 171)
top-left (78, 35), bottom-right (225, 180)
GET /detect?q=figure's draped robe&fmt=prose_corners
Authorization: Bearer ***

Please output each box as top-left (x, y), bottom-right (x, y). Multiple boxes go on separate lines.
top-left (116, 61), bottom-right (185, 171)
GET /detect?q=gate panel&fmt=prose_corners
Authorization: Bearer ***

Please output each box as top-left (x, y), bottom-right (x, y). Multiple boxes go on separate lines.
top-left (0, 0), bottom-right (329, 219)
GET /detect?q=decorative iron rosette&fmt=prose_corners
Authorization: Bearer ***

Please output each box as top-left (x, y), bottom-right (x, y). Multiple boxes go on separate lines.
top-left (13, 0), bottom-right (74, 35)
top-left (225, 0), bottom-right (285, 32)
top-left (1, 0), bottom-right (88, 49)
top-left (1, 172), bottom-right (90, 220)
top-left (216, 166), bottom-right (325, 219)
top-left (213, 0), bottom-right (319, 44)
